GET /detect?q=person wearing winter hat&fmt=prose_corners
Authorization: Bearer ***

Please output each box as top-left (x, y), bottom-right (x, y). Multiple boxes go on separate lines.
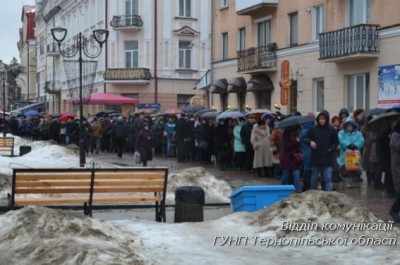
top-left (250, 119), bottom-right (273, 177)
top-left (136, 123), bottom-right (154, 166)
top-left (337, 117), bottom-right (365, 187)
top-left (111, 116), bottom-right (128, 158)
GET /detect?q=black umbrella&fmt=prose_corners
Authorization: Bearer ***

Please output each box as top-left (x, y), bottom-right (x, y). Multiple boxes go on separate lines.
top-left (197, 109), bottom-right (216, 117)
top-left (275, 115), bottom-right (315, 129)
top-left (183, 104), bottom-right (206, 114)
top-left (359, 108), bottom-right (386, 117)
top-left (367, 111), bottom-right (400, 133)
top-left (200, 111), bottom-right (221, 119)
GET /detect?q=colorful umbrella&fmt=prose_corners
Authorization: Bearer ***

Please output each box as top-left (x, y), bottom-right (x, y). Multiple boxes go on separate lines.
top-left (59, 113), bottom-right (76, 122)
top-left (25, 110), bottom-right (39, 117)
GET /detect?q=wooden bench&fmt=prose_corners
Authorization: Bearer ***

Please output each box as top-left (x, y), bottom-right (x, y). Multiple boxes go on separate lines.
top-left (0, 137), bottom-right (14, 156)
top-left (8, 167), bottom-right (169, 222)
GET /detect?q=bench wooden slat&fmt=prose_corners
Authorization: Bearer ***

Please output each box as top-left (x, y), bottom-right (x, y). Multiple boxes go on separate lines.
top-left (15, 180), bottom-right (165, 187)
top-left (91, 196), bottom-right (161, 203)
top-left (14, 196), bottom-right (161, 205)
top-left (15, 197), bottom-right (89, 204)
top-left (94, 172), bottom-right (166, 180)
top-left (16, 173), bottom-right (93, 180)
top-left (15, 187), bottom-right (164, 194)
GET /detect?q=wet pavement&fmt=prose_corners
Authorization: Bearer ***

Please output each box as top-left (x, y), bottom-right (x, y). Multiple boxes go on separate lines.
top-left (88, 151), bottom-right (395, 222)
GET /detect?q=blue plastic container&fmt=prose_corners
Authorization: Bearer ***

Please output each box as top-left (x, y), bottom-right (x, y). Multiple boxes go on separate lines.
top-left (229, 185), bottom-right (295, 212)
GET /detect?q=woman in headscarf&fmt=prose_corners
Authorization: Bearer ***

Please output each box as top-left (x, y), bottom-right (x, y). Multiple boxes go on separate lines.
top-left (251, 120), bottom-right (273, 177)
top-left (135, 123), bottom-right (154, 166)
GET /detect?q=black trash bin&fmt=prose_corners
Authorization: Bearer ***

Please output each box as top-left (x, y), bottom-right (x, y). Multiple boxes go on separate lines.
top-left (19, 146), bottom-right (32, 156)
top-left (174, 186), bottom-right (205, 223)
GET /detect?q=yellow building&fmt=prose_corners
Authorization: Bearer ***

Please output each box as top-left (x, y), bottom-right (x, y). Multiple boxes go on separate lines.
top-left (209, 0), bottom-right (400, 115)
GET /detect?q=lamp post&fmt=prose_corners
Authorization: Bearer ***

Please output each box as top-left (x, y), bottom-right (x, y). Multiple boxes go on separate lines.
top-left (51, 27), bottom-right (108, 167)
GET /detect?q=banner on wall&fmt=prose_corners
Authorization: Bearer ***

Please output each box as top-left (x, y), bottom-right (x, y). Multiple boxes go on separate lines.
top-left (378, 64), bottom-right (400, 108)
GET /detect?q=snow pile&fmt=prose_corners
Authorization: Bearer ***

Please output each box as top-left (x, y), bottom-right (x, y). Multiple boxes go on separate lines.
top-left (166, 167), bottom-right (232, 203)
top-left (250, 190), bottom-right (395, 239)
top-left (0, 206), bottom-right (152, 265)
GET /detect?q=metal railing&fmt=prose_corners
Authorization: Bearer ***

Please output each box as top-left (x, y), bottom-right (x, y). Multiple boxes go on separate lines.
top-left (237, 44), bottom-right (277, 72)
top-left (319, 24), bottom-right (379, 60)
top-left (110, 15), bottom-right (143, 29)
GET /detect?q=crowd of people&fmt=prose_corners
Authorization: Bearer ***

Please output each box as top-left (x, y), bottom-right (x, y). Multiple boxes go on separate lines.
top-left (2, 106), bottom-right (400, 223)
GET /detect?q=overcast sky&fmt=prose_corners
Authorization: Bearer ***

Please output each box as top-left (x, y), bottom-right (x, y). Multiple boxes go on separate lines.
top-left (0, 0), bottom-right (35, 65)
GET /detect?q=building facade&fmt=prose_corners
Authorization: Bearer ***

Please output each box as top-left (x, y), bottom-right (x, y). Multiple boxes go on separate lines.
top-left (210, 0), bottom-right (400, 115)
top-left (35, 0), bottom-right (210, 116)
top-left (17, 5), bottom-right (37, 107)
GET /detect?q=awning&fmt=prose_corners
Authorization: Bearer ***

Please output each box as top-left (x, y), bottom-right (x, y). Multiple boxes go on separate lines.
top-left (246, 75), bottom-right (274, 92)
top-left (69, 92), bottom-right (140, 105)
top-left (210, 78), bottom-right (228, 94)
top-left (194, 70), bottom-right (211, 90)
top-left (10, 102), bottom-right (47, 114)
top-left (227, 77), bottom-right (246, 93)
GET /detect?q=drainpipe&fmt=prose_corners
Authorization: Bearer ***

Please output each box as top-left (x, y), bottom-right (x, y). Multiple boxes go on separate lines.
top-left (104, 0), bottom-right (108, 93)
top-left (27, 41), bottom-right (30, 103)
top-left (210, 0), bottom-right (214, 108)
top-left (154, 0), bottom-right (158, 104)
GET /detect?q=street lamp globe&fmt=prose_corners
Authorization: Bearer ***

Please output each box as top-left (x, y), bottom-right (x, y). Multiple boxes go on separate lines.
top-left (51, 27), bottom-right (67, 44)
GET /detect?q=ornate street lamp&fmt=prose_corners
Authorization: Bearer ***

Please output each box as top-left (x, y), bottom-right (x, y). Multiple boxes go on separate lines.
top-left (51, 27), bottom-right (108, 166)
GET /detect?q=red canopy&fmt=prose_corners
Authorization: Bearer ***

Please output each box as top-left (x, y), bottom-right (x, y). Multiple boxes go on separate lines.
top-left (70, 92), bottom-right (140, 104)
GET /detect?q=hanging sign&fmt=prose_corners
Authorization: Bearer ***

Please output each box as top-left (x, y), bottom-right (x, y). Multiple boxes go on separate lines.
top-left (279, 60), bottom-right (291, 106)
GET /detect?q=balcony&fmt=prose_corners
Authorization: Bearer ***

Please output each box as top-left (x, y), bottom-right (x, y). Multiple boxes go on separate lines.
top-left (103, 68), bottom-right (151, 84)
top-left (47, 43), bottom-right (60, 56)
top-left (236, 0), bottom-right (278, 15)
top-left (110, 15), bottom-right (143, 30)
top-left (237, 44), bottom-right (277, 73)
top-left (319, 24), bottom-right (379, 62)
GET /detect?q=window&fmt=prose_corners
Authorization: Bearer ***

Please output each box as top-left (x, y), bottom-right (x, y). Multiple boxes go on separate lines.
top-left (221, 0), bottom-right (228, 8)
top-left (125, 0), bottom-right (139, 15)
top-left (257, 91), bottom-right (271, 109)
top-left (179, 0), bottom-right (191, 17)
top-left (40, 37), bottom-right (44, 55)
top-left (347, 74), bottom-right (369, 112)
top-left (237, 94), bottom-right (246, 112)
top-left (179, 41), bottom-right (192, 69)
top-left (238, 28), bottom-right (246, 51)
top-left (314, 79), bottom-right (324, 112)
top-left (125, 41), bottom-right (139, 68)
top-left (289, 12), bottom-right (298, 46)
top-left (257, 21), bottom-right (271, 47)
top-left (348, 0), bottom-right (371, 26)
top-left (222, 33), bottom-right (228, 60)
top-left (312, 5), bottom-right (324, 41)
top-left (177, 94), bottom-right (194, 108)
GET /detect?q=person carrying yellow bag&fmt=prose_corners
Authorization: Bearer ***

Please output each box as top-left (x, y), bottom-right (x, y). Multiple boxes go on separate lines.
top-left (337, 117), bottom-right (365, 188)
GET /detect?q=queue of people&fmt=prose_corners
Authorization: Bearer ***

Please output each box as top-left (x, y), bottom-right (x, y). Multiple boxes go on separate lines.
top-left (3, 106), bottom-right (400, 223)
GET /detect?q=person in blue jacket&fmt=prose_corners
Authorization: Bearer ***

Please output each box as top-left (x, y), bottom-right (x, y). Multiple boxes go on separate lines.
top-left (337, 117), bottom-right (365, 187)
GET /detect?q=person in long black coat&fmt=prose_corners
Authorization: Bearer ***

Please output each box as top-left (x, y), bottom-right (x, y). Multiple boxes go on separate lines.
top-left (176, 115), bottom-right (189, 162)
top-left (135, 123), bottom-right (154, 166)
top-left (215, 119), bottom-right (231, 170)
top-left (240, 115), bottom-right (257, 171)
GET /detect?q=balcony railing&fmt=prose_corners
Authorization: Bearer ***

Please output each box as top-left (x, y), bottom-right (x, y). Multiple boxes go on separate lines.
top-left (236, 0), bottom-right (278, 15)
top-left (319, 24), bottom-right (379, 61)
top-left (237, 44), bottom-right (277, 73)
top-left (103, 68), bottom-right (152, 82)
top-left (110, 15), bottom-right (143, 30)
top-left (47, 43), bottom-right (60, 56)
